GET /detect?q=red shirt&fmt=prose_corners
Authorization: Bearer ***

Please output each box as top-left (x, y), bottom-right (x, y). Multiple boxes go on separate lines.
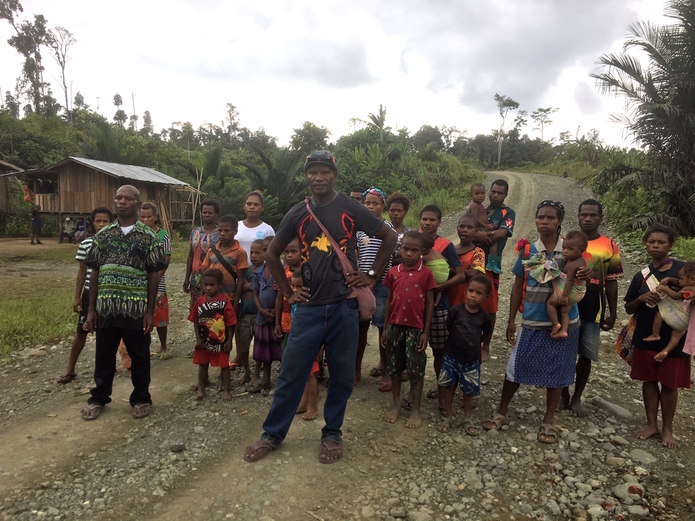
top-left (383, 259), bottom-right (437, 329)
top-left (273, 265), bottom-right (294, 333)
top-left (188, 294), bottom-right (237, 352)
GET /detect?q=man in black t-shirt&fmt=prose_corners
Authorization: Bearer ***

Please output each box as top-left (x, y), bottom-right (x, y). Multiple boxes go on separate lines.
top-left (244, 151), bottom-right (396, 465)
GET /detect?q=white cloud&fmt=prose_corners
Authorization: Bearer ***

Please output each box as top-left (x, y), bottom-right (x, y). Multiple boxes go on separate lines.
top-left (0, 0), bottom-right (669, 148)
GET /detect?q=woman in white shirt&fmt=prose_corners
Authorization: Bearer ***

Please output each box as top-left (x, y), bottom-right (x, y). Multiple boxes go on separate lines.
top-left (236, 191), bottom-right (275, 255)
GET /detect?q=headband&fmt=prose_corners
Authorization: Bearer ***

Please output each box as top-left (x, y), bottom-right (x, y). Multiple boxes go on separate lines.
top-left (536, 200), bottom-right (565, 217)
top-left (363, 187), bottom-right (385, 203)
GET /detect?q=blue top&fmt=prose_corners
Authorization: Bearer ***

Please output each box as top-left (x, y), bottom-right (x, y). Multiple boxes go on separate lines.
top-left (512, 238), bottom-right (578, 330)
top-left (251, 263), bottom-right (277, 326)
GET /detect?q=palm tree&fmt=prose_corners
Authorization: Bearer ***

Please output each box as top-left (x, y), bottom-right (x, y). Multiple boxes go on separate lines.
top-left (590, 0), bottom-right (695, 233)
top-left (81, 122), bottom-right (123, 163)
top-left (238, 146), bottom-right (308, 226)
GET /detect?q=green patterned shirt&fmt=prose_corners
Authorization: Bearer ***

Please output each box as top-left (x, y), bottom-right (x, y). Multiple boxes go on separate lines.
top-left (85, 221), bottom-right (167, 329)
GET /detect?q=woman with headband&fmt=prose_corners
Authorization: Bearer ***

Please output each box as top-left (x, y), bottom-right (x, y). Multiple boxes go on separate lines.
top-left (355, 187), bottom-right (396, 391)
top-left (483, 200), bottom-right (590, 444)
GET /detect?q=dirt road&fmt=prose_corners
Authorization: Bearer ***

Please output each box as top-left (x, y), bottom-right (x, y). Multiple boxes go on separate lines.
top-left (1, 171), bottom-right (693, 521)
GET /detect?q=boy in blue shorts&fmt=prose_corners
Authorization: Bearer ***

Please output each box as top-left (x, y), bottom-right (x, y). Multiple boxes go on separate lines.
top-left (438, 274), bottom-right (492, 435)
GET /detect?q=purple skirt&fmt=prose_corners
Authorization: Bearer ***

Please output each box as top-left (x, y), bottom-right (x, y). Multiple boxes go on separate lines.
top-left (253, 323), bottom-right (282, 364)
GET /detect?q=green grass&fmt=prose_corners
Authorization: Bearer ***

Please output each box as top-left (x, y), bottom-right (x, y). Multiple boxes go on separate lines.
top-left (1, 272), bottom-right (76, 357)
top-left (170, 239), bottom-right (189, 264)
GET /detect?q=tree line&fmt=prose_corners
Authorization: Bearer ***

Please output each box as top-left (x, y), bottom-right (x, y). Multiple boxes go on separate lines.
top-left (1, 0), bottom-right (695, 238)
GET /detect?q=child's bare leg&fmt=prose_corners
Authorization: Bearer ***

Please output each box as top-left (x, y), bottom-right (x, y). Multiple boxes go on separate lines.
top-left (654, 330), bottom-right (685, 362)
top-left (405, 378), bottom-right (424, 428)
top-left (383, 375), bottom-right (402, 424)
top-left (438, 385), bottom-right (455, 432)
top-left (157, 326), bottom-right (167, 353)
top-left (262, 363), bottom-right (272, 387)
top-left (196, 365), bottom-right (209, 400)
top-left (302, 374), bottom-right (319, 420)
top-left (644, 313), bottom-right (663, 342)
top-left (251, 360), bottom-right (262, 385)
top-left (546, 297), bottom-right (561, 336)
top-left (378, 328), bottom-right (389, 386)
top-left (220, 367), bottom-right (231, 402)
top-left (462, 394), bottom-right (478, 435)
top-left (489, 241), bottom-right (498, 256)
top-left (236, 352), bottom-right (251, 385)
top-left (61, 333), bottom-right (87, 380)
top-left (297, 374), bottom-right (310, 414)
top-left (555, 304), bottom-right (571, 339)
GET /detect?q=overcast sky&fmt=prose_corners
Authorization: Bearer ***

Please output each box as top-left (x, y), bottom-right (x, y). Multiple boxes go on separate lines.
top-left (0, 0), bottom-right (669, 147)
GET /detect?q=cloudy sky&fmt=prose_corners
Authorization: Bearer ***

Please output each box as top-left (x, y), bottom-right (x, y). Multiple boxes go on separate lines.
top-left (0, 0), bottom-right (668, 147)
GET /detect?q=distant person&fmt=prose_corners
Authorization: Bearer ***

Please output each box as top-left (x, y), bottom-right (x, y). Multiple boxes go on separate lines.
top-left (81, 185), bottom-right (166, 420)
top-left (74, 220), bottom-right (86, 243)
top-left (140, 203), bottom-right (172, 359)
top-left (349, 186), bottom-right (365, 204)
top-left (57, 207), bottom-right (113, 384)
top-left (61, 217), bottom-right (77, 243)
top-left (560, 200), bottom-right (623, 417)
top-left (30, 204), bottom-right (42, 245)
top-left (385, 191), bottom-right (411, 265)
top-left (243, 151), bottom-right (396, 464)
top-left (184, 199), bottom-right (220, 356)
top-left (475, 179), bottom-right (516, 335)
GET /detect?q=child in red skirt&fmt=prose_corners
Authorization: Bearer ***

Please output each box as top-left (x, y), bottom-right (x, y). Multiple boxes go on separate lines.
top-left (189, 268), bottom-right (237, 402)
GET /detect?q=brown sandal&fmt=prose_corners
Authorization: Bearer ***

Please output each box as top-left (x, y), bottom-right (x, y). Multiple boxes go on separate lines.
top-left (538, 423), bottom-right (557, 444)
top-left (319, 440), bottom-right (343, 464)
top-left (57, 373), bottom-right (77, 384)
top-left (243, 440), bottom-right (274, 463)
top-left (132, 403), bottom-right (151, 419)
top-left (482, 413), bottom-right (507, 431)
top-left (81, 404), bottom-right (102, 421)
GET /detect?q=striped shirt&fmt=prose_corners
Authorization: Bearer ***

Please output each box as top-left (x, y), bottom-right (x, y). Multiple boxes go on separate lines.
top-left (76, 237), bottom-right (95, 291)
top-left (357, 220), bottom-right (395, 283)
top-left (512, 238), bottom-right (579, 330)
top-left (155, 228), bottom-right (172, 295)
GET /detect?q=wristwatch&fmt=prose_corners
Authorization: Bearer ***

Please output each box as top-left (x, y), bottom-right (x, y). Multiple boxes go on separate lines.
top-left (367, 269), bottom-right (377, 279)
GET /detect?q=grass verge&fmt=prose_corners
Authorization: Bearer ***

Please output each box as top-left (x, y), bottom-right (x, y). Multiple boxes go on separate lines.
top-left (1, 271), bottom-right (76, 357)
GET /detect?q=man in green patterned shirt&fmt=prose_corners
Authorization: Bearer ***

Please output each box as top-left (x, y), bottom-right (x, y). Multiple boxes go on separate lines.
top-left (82, 185), bottom-right (167, 420)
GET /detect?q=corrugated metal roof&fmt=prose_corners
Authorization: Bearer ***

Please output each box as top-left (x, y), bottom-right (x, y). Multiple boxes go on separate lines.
top-left (68, 156), bottom-right (189, 186)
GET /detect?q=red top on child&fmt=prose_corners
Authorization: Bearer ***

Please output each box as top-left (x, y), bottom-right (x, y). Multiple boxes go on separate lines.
top-left (383, 259), bottom-right (437, 329)
top-left (188, 295), bottom-right (237, 353)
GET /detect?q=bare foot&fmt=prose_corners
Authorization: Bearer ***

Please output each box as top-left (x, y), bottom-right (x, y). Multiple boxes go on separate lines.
top-left (195, 389), bottom-right (206, 401)
top-left (644, 334), bottom-right (660, 342)
top-left (634, 425), bottom-right (659, 440)
top-left (661, 428), bottom-right (678, 448)
top-left (654, 351), bottom-right (667, 362)
top-left (405, 410), bottom-right (422, 429)
top-left (551, 323), bottom-right (561, 336)
top-left (383, 407), bottom-right (401, 424)
top-left (296, 399), bottom-right (308, 415)
top-left (551, 330), bottom-right (568, 339)
top-left (235, 373), bottom-right (251, 386)
top-left (569, 400), bottom-right (589, 418)
top-left (221, 391), bottom-right (231, 402)
top-left (302, 405), bottom-right (318, 421)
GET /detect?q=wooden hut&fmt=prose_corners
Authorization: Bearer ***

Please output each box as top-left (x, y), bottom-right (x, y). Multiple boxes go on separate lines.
top-left (0, 156), bottom-right (200, 233)
top-left (0, 159), bottom-right (23, 212)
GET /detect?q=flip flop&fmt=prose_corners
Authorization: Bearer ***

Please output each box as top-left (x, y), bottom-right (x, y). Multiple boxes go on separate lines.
top-left (483, 413), bottom-right (507, 431)
top-left (378, 380), bottom-right (392, 392)
top-left (369, 367), bottom-right (384, 377)
top-left (243, 440), bottom-right (274, 463)
top-left (229, 362), bottom-right (241, 370)
top-left (426, 387), bottom-right (439, 399)
top-left (438, 417), bottom-right (452, 433)
top-left (462, 419), bottom-right (479, 436)
top-left (538, 423), bottom-right (557, 444)
top-left (57, 373), bottom-right (77, 384)
top-left (319, 440), bottom-right (343, 464)
top-left (81, 404), bottom-right (102, 421)
top-left (132, 403), bottom-right (151, 419)
top-left (159, 351), bottom-right (174, 360)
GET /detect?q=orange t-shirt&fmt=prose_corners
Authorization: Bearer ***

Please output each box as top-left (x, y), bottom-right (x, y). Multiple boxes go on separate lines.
top-left (202, 240), bottom-right (249, 300)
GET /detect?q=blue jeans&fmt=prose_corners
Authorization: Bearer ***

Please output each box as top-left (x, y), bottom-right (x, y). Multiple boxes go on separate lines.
top-left (261, 299), bottom-right (359, 447)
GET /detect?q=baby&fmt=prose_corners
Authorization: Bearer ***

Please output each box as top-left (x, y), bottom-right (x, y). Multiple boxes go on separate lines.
top-left (422, 233), bottom-right (449, 307)
top-left (547, 230), bottom-right (588, 339)
top-left (645, 261), bottom-right (695, 361)
top-left (466, 183), bottom-right (499, 273)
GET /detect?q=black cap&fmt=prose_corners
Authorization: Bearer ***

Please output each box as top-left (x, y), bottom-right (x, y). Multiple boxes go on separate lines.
top-left (304, 151), bottom-right (337, 172)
